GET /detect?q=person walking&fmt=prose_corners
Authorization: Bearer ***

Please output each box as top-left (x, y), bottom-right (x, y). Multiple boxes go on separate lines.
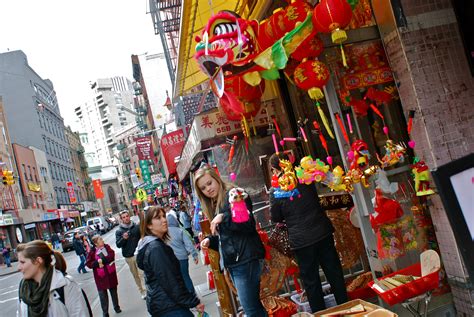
top-left (16, 240), bottom-right (90, 316)
top-left (82, 235), bottom-right (91, 255)
top-left (137, 206), bottom-right (205, 317)
top-left (51, 233), bottom-right (62, 252)
top-left (268, 153), bottom-right (348, 312)
top-left (166, 213), bottom-right (199, 294)
top-left (179, 205), bottom-right (194, 239)
top-left (195, 165), bottom-right (267, 317)
top-left (72, 232), bottom-right (88, 274)
top-left (2, 245), bottom-right (11, 267)
top-left (87, 235), bottom-right (121, 317)
top-left (115, 210), bottom-right (146, 299)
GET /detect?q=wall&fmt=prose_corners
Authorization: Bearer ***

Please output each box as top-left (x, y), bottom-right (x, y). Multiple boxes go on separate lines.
top-left (29, 146), bottom-right (56, 210)
top-left (378, 1), bottom-right (474, 315)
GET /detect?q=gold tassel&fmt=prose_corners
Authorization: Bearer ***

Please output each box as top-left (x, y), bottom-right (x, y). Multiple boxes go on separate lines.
top-left (316, 102), bottom-right (335, 139)
top-left (340, 44), bottom-right (348, 68)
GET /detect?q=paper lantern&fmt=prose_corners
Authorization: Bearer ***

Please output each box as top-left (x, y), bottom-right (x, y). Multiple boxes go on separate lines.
top-left (313, 0), bottom-right (352, 44)
top-left (219, 91), bottom-right (262, 121)
top-left (291, 33), bottom-right (324, 61)
top-left (225, 76), bottom-right (264, 101)
top-left (293, 59), bottom-right (330, 100)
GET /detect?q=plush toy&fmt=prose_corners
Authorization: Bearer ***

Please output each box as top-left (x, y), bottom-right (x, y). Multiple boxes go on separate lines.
top-left (412, 161), bottom-right (435, 196)
top-left (369, 189), bottom-right (404, 229)
top-left (228, 187), bottom-right (250, 223)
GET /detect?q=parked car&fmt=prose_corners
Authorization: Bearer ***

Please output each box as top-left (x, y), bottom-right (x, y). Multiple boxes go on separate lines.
top-left (106, 216), bottom-right (118, 228)
top-left (87, 216), bottom-right (110, 234)
top-left (61, 231), bottom-right (75, 252)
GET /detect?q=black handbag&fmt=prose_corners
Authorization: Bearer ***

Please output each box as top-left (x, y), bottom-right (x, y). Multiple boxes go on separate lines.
top-left (268, 223), bottom-right (294, 258)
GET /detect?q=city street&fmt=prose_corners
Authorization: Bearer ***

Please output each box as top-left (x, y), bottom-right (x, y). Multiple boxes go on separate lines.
top-left (0, 227), bottom-right (219, 316)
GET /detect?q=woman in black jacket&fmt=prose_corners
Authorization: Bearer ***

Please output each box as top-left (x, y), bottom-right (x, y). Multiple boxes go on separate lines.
top-left (269, 153), bottom-right (348, 313)
top-left (196, 165), bottom-right (267, 317)
top-left (136, 207), bottom-right (205, 317)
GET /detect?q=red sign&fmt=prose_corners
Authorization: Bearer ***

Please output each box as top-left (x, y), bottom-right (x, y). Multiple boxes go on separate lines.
top-left (161, 129), bottom-right (186, 175)
top-left (92, 179), bottom-right (104, 199)
top-left (66, 181), bottom-right (77, 203)
top-left (135, 136), bottom-right (154, 160)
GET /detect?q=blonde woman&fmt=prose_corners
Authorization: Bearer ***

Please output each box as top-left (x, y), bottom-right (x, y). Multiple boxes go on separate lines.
top-left (195, 165), bottom-right (267, 317)
top-left (16, 240), bottom-right (90, 316)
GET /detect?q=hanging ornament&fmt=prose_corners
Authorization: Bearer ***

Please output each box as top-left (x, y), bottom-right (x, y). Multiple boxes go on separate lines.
top-left (291, 34), bottom-right (324, 61)
top-left (334, 112), bottom-right (350, 144)
top-left (412, 161), bottom-right (435, 196)
top-left (313, 0), bottom-right (353, 67)
top-left (278, 159), bottom-right (298, 192)
top-left (227, 135), bottom-right (238, 164)
top-left (368, 103), bottom-right (388, 135)
top-left (366, 87), bottom-right (393, 106)
top-left (407, 110), bottom-right (416, 149)
top-left (346, 140), bottom-right (378, 189)
top-left (312, 120), bottom-right (332, 165)
top-left (295, 156), bottom-right (330, 185)
top-left (376, 140), bottom-right (407, 168)
top-left (327, 165), bottom-right (347, 191)
top-left (294, 59), bottom-right (330, 101)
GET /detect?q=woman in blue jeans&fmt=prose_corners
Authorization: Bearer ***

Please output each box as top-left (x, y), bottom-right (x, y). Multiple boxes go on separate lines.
top-left (196, 165), bottom-right (267, 317)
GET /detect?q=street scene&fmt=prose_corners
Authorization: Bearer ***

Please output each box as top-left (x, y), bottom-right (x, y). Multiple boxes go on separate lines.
top-left (1, 0), bottom-right (474, 316)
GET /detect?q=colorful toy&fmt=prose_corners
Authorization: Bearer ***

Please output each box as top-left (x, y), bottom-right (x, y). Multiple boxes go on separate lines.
top-left (278, 159), bottom-right (298, 192)
top-left (295, 156), bottom-right (330, 185)
top-left (229, 187), bottom-right (250, 223)
top-left (376, 139), bottom-right (407, 168)
top-left (326, 165), bottom-right (347, 191)
top-left (412, 161), bottom-right (435, 196)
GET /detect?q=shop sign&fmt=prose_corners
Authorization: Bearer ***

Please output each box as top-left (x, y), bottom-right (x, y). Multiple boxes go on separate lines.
top-left (161, 128), bottom-right (186, 175)
top-left (16, 227), bottom-right (23, 243)
top-left (139, 160), bottom-right (153, 189)
top-left (66, 181), bottom-right (77, 203)
top-left (318, 193), bottom-right (354, 210)
top-left (80, 211), bottom-right (87, 217)
top-left (24, 223), bottom-right (36, 230)
top-left (0, 214), bottom-right (13, 225)
top-left (92, 179), bottom-right (104, 199)
top-left (27, 183), bottom-right (41, 192)
top-left (151, 173), bottom-right (165, 185)
top-left (42, 212), bottom-right (58, 221)
top-left (58, 204), bottom-right (85, 212)
top-left (135, 136), bottom-right (155, 160)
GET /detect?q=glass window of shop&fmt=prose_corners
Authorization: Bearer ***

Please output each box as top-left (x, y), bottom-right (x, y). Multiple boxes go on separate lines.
top-left (39, 222), bottom-right (51, 241)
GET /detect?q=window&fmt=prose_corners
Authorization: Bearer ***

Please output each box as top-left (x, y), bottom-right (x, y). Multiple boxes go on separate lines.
top-left (33, 167), bottom-right (38, 182)
top-left (28, 166), bottom-right (33, 181)
top-left (22, 164), bottom-right (27, 181)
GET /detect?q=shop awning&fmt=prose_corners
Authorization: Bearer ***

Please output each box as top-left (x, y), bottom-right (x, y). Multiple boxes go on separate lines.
top-left (175, 0), bottom-right (270, 97)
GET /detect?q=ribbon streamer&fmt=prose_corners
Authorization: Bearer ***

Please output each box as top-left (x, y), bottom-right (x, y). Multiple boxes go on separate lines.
top-left (316, 102), bottom-right (334, 139)
top-left (334, 113), bottom-right (349, 144)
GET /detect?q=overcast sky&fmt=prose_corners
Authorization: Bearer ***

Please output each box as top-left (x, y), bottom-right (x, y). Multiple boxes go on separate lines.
top-left (0, 0), bottom-right (168, 127)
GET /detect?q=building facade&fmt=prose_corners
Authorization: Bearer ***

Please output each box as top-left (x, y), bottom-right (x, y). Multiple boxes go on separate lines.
top-left (29, 146), bottom-right (56, 210)
top-left (74, 77), bottom-right (136, 167)
top-left (65, 126), bottom-right (92, 202)
top-left (0, 50), bottom-right (76, 206)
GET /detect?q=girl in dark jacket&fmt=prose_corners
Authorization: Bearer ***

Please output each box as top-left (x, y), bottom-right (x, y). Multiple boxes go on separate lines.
top-left (86, 235), bottom-right (121, 317)
top-left (196, 165), bottom-right (267, 317)
top-left (136, 206), bottom-right (205, 317)
top-left (269, 153), bottom-right (348, 313)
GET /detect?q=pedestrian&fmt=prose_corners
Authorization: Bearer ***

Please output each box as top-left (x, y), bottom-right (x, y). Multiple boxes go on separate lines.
top-left (82, 235), bottom-right (91, 254)
top-left (51, 232), bottom-right (61, 251)
top-left (16, 240), bottom-right (91, 316)
top-left (268, 153), bottom-right (348, 312)
top-left (2, 244), bottom-right (11, 267)
top-left (179, 205), bottom-right (194, 239)
top-left (137, 206), bottom-right (205, 317)
top-left (195, 165), bottom-right (267, 317)
top-left (86, 235), bottom-right (121, 317)
top-left (115, 210), bottom-right (146, 299)
top-left (166, 213), bottom-right (199, 294)
top-left (72, 232), bottom-right (88, 274)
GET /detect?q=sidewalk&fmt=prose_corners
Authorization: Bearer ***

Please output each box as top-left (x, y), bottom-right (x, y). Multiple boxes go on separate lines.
top-left (94, 257), bottom-right (219, 316)
top-left (0, 261), bottom-right (18, 276)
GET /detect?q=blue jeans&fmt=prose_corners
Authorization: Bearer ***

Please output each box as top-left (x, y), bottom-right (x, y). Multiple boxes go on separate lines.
top-left (158, 308), bottom-right (193, 317)
top-left (4, 255), bottom-right (11, 267)
top-left (77, 254), bottom-right (87, 273)
top-left (179, 259), bottom-right (195, 294)
top-left (228, 259), bottom-right (267, 317)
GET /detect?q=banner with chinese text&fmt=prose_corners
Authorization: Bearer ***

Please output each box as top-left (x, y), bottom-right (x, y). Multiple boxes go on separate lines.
top-left (92, 179), bottom-right (104, 199)
top-left (66, 181), bottom-right (77, 203)
top-left (135, 136), bottom-right (154, 160)
top-left (160, 128), bottom-right (186, 176)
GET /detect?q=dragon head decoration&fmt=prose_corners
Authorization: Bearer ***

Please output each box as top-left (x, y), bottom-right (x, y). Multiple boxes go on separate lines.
top-left (195, 11), bottom-right (260, 97)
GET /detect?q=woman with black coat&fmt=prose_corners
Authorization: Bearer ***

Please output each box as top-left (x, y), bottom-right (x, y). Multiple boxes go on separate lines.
top-left (269, 153), bottom-right (348, 313)
top-left (136, 206), bottom-right (205, 317)
top-left (196, 165), bottom-right (267, 317)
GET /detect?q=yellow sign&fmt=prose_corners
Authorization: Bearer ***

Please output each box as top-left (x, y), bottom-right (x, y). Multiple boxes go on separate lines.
top-left (28, 183), bottom-right (41, 192)
top-left (136, 189), bottom-right (147, 202)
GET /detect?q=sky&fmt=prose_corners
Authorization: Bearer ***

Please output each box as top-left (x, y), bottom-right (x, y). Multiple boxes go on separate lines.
top-left (0, 0), bottom-right (171, 128)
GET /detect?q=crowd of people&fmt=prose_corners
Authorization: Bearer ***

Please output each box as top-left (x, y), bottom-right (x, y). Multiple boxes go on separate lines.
top-left (13, 159), bottom-right (348, 316)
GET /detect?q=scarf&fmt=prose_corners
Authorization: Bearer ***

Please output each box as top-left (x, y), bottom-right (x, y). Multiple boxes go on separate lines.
top-left (19, 266), bottom-right (54, 317)
top-left (120, 222), bottom-right (133, 230)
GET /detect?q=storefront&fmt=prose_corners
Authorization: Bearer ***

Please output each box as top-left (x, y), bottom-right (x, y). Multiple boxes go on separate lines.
top-left (174, 0), bottom-right (473, 315)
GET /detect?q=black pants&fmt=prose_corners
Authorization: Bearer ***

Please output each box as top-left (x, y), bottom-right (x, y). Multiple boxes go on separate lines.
top-left (294, 234), bottom-right (348, 313)
top-left (185, 227), bottom-right (194, 238)
top-left (98, 287), bottom-right (120, 315)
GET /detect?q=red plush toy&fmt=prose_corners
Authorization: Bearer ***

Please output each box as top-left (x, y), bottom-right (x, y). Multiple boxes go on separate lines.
top-left (369, 189), bottom-right (404, 229)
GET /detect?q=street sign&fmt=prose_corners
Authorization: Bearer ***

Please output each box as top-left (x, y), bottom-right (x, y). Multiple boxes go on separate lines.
top-left (136, 188), bottom-right (147, 202)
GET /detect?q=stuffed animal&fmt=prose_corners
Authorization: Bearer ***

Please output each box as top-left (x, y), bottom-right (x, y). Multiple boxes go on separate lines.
top-left (228, 187), bottom-right (250, 223)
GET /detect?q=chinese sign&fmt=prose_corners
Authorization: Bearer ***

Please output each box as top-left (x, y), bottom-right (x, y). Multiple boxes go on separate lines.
top-left (92, 179), bottom-right (104, 199)
top-left (66, 181), bottom-right (77, 203)
top-left (135, 136), bottom-right (154, 160)
top-left (318, 193), bottom-right (353, 210)
top-left (139, 160), bottom-right (153, 190)
top-left (161, 128), bottom-right (186, 175)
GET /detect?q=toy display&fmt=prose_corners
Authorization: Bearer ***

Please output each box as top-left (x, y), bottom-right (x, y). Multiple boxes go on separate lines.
top-left (412, 161), bottom-right (435, 196)
top-left (228, 187), bottom-right (250, 223)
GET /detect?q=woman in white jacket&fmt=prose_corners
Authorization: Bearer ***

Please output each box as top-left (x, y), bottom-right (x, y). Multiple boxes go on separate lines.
top-left (17, 240), bottom-right (90, 317)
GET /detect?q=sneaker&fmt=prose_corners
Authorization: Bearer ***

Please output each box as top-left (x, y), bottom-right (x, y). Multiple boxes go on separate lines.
top-left (141, 294), bottom-right (147, 300)
top-left (114, 308), bottom-right (122, 313)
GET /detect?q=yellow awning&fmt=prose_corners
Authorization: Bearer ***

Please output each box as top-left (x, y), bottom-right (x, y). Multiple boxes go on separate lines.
top-left (175, 0), bottom-right (270, 97)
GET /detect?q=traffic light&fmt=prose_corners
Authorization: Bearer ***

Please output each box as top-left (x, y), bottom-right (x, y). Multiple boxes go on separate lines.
top-left (2, 170), bottom-right (14, 186)
top-left (135, 167), bottom-right (142, 179)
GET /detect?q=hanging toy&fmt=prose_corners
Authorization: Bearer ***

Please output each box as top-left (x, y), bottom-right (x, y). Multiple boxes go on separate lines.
top-left (295, 156), bottom-right (330, 185)
top-left (376, 139), bottom-right (407, 168)
top-left (227, 135), bottom-right (238, 164)
top-left (312, 120), bottom-right (333, 165)
top-left (369, 103), bottom-right (388, 135)
top-left (412, 161), bottom-right (435, 196)
top-left (346, 140), bottom-right (378, 189)
top-left (334, 112), bottom-right (350, 144)
top-left (228, 187), bottom-right (250, 223)
top-left (326, 165), bottom-right (347, 192)
top-left (278, 159), bottom-right (298, 192)
top-left (407, 110), bottom-right (416, 149)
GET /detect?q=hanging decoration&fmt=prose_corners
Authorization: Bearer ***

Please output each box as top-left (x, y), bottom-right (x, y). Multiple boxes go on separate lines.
top-left (312, 120), bottom-right (332, 165)
top-left (313, 0), bottom-right (353, 67)
top-left (376, 140), bottom-right (407, 169)
top-left (407, 110), bottom-right (416, 149)
top-left (295, 156), bottom-right (330, 185)
top-left (291, 34), bottom-right (324, 61)
top-left (344, 140), bottom-right (378, 190)
top-left (334, 112), bottom-right (350, 143)
top-left (412, 161), bottom-right (435, 196)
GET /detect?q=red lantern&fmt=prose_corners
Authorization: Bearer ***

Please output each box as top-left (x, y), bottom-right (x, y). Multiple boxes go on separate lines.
top-left (225, 76), bottom-right (264, 101)
top-left (220, 91), bottom-right (262, 121)
top-left (282, 0), bottom-right (312, 30)
top-left (291, 33), bottom-right (324, 61)
top-left (313, 0), bottom-right (352, 44)
top-left (293, 59), bottom-right (330, 100)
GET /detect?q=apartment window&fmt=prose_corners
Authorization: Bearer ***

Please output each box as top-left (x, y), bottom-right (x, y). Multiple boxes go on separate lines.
top-left (33, 167), bottom-right (38, 182)
top-left (22, 164), bottom-right (27, 181)
top-left (28, 166), bottom-right (33, 181)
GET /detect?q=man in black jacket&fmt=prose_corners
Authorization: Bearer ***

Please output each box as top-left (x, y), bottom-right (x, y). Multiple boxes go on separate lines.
top-left (72, 232), bottom-right (88, 274)
top-left (116, 210), bottom-right (146, 299)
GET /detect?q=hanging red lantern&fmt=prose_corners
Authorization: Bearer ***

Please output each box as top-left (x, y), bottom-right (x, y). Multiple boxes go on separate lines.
top-left (293, 59), bottom-right (330, 100)
top-left (291, 33), bottom-right (324, 61)
top-left (219, 91), bottom-right (262, 121)
top-left (282, 0), bottom-right (313, 30)
top-left (313, 0), bottom-right (352, 66)
top-left (224, 76), bottom-right (264, 101)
